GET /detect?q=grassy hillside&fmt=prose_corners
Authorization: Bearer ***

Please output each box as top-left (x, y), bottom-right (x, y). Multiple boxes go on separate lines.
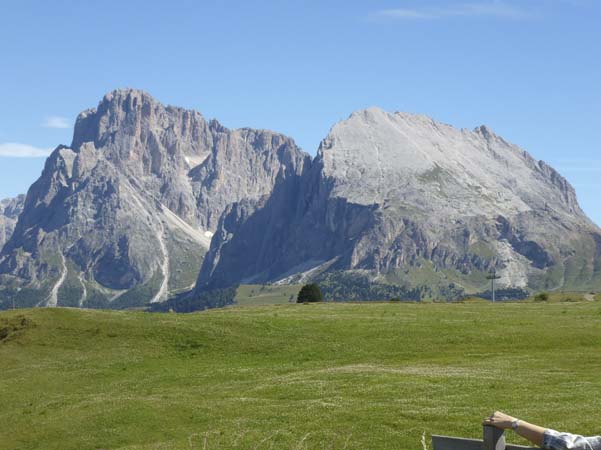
top-left (234, 284), bottom-right (302, 306)
top-left (525, 291), bottom-right (592, 303)
top-left (2, 301), bottom-right (601, 449)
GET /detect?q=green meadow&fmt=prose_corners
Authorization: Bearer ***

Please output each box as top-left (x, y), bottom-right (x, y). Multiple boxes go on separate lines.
top-left (234, 284), bottom-right (302, 307)
top-left (2, 300), bottom-right (601, 450)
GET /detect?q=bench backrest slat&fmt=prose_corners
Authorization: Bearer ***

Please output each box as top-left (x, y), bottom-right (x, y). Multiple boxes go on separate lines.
top-left (432, 435), bottom-right (483, 450)
top-left (432, 426), bottom-right (540, 450)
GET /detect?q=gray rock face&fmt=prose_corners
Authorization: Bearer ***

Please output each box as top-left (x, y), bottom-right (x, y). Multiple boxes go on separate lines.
top-left (0, 195), bottom-right (25, 251)
top-left (198, 108), bottom-right (601, 297)
top-left (0, 89), bottom-right (308, 308)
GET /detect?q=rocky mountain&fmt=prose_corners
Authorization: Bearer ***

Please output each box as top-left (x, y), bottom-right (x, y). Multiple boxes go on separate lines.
top-left (197, 108), bottom-right (601, 299)
top-left (0, 89), bottom-right (309, 309)
top-left (0, 195), bottom-right (25, 251)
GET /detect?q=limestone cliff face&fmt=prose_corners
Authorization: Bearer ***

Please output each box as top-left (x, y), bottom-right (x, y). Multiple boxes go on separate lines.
top-left (0, 89), bottom-right (308, 308)
top-left (198, 108), bottom-right (601, 297)
top-left (0, 195), bottom-right (25, 251)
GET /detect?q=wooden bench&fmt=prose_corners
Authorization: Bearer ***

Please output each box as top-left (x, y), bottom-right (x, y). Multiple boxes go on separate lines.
top-left (433, 425), bottom-right (541, 450)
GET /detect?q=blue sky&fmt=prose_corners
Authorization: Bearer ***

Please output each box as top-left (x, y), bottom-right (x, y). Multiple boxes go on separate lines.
top-left (1, 0), bottom-right (600, 222)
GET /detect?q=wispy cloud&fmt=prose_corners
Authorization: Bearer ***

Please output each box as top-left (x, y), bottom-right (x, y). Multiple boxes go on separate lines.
top-left (0, 143), bottom-right (52, 158)
top-left (371, 2), bottom-right (533, 20)
top-left (42, 116), bottom-right (71, 129)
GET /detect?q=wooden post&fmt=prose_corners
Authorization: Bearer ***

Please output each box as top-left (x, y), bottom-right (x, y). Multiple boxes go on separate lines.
top-left (483, 425), bottom-right (506, 450)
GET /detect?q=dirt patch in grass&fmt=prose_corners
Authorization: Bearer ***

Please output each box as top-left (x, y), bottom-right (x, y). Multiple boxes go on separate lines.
top-left (0, 315), bottom-right (34, 343)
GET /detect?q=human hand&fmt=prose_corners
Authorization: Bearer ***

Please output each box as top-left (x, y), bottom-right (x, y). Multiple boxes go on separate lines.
top-left (483, 411), bottom-right (517, 429)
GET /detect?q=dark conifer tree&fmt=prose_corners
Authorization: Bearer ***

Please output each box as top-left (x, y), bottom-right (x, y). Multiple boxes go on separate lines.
top-left (297, 284), bottom-right (323, 303)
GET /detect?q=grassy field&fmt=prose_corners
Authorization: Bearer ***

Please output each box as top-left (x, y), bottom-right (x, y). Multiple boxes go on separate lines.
top-left (234, 284), bottom-right (302, 306)
top-left (2, 301), bottom-right (601, 450)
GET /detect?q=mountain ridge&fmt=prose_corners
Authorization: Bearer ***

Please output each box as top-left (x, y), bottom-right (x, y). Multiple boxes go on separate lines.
top-left (196, 107), bottom-right (601, 299)
top-left (1, 91), bottom-right (599, 308)
top-left (0, 89), bottom-right (309, 309)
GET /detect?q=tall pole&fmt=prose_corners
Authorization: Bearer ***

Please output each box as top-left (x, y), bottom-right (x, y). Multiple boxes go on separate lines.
top-left (486, 269), bottom-right (501, 303)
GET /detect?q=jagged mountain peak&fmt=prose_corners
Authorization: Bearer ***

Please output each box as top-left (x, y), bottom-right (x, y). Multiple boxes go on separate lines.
top-left (75, 88), bottom-right (165, 128)
top-left (315, 107), bottom-right (583, 220)
top-left (72, 88), bottom-right (207, 152)
top-left (336, 108), bottom-right (510, 147)
top-left (3, 90), bottom-right (599, 307)
top-left (198, 108), bottom-right (601, 297)
top-left (103, 87), bottom-right (154, 102)
top-left (0, 90), bottom-right (309, 309)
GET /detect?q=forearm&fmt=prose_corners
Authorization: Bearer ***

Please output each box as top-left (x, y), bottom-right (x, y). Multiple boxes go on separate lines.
top-left (513, 419), bottom-right (546, 447)
top-left (483, 411), bottom-right (546, 447)
top-left (484, 411), bottom-right (601, 450)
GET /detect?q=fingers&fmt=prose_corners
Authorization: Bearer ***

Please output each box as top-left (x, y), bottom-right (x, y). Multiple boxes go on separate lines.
top-left (483, 411), bottom-right (506, 428)
top-left (483, 411), bottom-right (518, 430)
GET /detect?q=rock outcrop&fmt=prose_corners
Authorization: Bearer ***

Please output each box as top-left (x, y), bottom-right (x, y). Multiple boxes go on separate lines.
top-left (0, 195), bottom-right (25, 251)
top-left (0, 89), bottom-right (309, 309)
top-left (197, 108), bottom-right (601, 298)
